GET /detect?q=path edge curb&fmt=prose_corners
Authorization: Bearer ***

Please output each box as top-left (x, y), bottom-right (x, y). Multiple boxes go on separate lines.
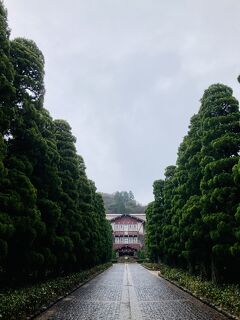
top-left (141, 264), bottom-right (239, 320)
top-left (28, 264), bottom-right (113, 319)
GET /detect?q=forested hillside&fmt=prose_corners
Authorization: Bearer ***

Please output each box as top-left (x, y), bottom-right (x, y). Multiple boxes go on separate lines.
top-left (0, 1), bottom-right (112, 282)
top-left (146, 83), bottom-right (240, 283)
top-left (102, 191), bottom-right (146, 214)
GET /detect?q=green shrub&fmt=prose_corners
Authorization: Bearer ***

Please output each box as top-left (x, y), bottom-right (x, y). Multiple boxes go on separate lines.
top-left (137, 249), bottom-right (146, 260)
top-left (112, 250), bottom-right (117, 259)
top-left (111, 259), bottom-right (118, 263)
top-left (142, 262), bottom-right (160, 270)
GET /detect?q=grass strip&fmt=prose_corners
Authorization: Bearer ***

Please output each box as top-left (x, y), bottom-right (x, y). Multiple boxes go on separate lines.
top-left (0, 262), bottom-right (112, 320)
top-left (142, 262), bottom-right (240, 319)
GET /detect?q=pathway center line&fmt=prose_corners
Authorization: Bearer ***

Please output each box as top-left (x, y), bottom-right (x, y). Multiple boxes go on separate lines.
top-left (127, 264), bottom-right (143, 320)
top-left (120, 263), bottom-right (131, 320)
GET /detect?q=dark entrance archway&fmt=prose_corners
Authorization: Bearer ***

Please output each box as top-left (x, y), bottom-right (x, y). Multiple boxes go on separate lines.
top-left (117, 245), bottom-right (137, 257)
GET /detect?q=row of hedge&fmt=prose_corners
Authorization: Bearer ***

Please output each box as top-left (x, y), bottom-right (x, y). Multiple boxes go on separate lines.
top-left (0, 263), bottom-right (112, 320)
top-left (142, 263), bottom-right (240, 319)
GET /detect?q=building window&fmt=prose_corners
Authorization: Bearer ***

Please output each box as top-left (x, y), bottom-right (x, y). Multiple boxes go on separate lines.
top-left (124, 237), bottom-right (128, 244)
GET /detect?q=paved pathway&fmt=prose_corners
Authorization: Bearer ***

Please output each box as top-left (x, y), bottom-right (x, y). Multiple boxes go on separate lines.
top-left (36, 263), bottom-right (228, 320)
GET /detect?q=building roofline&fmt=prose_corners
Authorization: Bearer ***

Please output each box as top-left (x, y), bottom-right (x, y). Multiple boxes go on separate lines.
top-left (109, 213), bottom-right (145, 223)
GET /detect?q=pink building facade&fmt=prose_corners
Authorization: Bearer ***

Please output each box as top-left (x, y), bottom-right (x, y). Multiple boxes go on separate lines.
top-left (106, 213), bottom-right (145, 256)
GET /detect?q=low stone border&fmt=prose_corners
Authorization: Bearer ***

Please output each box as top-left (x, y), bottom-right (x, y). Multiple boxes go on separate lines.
top-left (141, 264), bottom-right (239, 320)
top-left (29, 264), bottom-right (112, 319)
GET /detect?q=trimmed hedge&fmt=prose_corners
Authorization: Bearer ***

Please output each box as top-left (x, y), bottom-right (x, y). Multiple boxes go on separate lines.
top-left (142, 263), bottom-right (240, 319)
top-left (0, 263), bottom-right (112, 320)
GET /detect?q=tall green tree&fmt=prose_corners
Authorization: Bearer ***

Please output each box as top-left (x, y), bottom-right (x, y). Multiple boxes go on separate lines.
top-left (146, 179), bottom-right (165, 262)
top-left (145, 201), bottom-right (154, 260)
top-left (5, 38), bottom-right (61, 278)
top-left (0, 1), bottom-right (15, 275)
top-left (161, 166), bottom-right (180, 265)
top-left (232, 159), bottom-right (240, 276)
top-left (199, 84), bottom-right (240, 282)
top-left (89, 182), bottom-right (112, 264)
top-left (0, 1), bottom-right (15, 133)
top-left (174, 114), bottom-right (206, 275)
top-left (54, 119), bottom-right (83, 272)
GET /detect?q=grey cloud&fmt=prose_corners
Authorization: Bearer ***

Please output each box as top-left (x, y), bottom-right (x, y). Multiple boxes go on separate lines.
top-left (5, 0), bottom-right (240, 204)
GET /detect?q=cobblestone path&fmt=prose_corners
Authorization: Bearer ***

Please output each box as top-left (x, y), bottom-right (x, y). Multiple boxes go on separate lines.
top-left (36, 263), bottom-right (228, 320)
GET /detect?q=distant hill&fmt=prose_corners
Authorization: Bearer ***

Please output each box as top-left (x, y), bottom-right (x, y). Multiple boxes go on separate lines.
top-left (101, 191), bottom-right (146, 214)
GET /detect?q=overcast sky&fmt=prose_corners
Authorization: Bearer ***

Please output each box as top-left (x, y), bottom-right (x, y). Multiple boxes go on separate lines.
top-left (4, 0), bottom-right (240, 204)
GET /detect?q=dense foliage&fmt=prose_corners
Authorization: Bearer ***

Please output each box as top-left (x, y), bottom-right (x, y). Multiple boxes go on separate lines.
top-left (102, 191), bottom-right (146, 214)
top-left (146, 83), bottom-right (240, 283)
top-left (0, 1), bottom-right (112, 282)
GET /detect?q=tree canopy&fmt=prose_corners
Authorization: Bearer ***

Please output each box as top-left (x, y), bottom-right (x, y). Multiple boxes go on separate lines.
top-left (102, 191), bottom-right (146, 214)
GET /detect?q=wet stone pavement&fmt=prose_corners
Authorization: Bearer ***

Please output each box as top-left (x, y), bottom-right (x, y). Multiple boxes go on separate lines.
top-left (35, 263), bottom-right (228, 320)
